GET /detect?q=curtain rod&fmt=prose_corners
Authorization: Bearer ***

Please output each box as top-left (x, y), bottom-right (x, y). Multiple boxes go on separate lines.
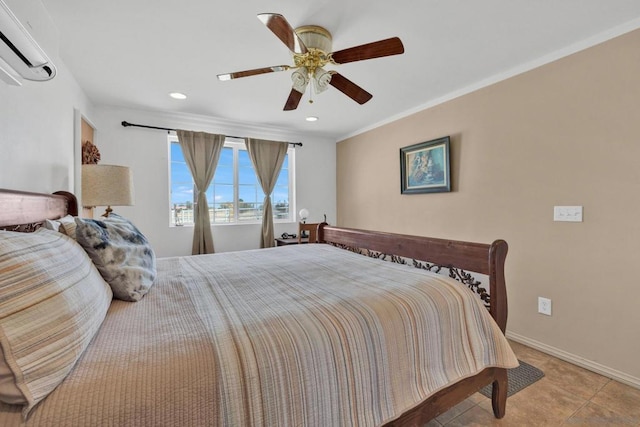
top-left (121, 121), bottom-right (303, 147)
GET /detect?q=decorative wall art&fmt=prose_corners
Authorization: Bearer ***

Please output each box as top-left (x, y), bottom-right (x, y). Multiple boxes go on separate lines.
top-left (400, 136), bottom-right (451, 194)
top-left (82, 140), bottom-right (101, 164)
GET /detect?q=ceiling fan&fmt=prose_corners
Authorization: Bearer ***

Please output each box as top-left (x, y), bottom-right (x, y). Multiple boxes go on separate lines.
top-left (217, 13), bottom-right (405, 111)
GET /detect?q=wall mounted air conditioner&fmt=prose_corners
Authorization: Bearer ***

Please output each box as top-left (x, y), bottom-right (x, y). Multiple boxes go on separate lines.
top-left (0, 0), bottom-right (57, 86)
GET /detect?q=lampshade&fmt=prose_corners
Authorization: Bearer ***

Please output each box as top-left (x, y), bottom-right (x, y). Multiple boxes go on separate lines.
top-left (82, 164), bottom-right (134, 215)
top-left (291, 67), bottom-right (309, 93)
top-left (299, 208), bottom-right (309, 221)
top-left (313, 67), bottom-right (331, 94)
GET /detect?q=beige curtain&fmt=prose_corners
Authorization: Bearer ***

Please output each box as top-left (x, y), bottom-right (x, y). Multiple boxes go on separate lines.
top-left (245, 138), bottom-right (288, 248)
top-left (177, 130), bottom-right (225, 255)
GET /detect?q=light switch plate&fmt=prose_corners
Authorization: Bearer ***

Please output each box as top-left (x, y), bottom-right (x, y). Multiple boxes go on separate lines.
top-left (553, 206), bottom-right (583, 222)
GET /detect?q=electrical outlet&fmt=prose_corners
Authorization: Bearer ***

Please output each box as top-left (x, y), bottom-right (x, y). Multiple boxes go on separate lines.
top-left (538, 297), bottom-right (552, 316)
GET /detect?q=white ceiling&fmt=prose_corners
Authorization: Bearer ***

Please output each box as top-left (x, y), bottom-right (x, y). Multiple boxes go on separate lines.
top-left (41, 0), bottom-right (640, 140)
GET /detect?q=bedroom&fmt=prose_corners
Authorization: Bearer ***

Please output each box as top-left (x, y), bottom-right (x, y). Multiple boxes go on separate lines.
top-left (1, 0), bottom-right (640, 424)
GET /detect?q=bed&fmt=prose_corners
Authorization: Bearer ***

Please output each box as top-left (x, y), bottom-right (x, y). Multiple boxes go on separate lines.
top-left (0, 188), bottom-right (517, 426)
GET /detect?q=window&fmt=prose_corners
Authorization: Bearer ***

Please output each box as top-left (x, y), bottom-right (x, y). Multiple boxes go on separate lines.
top-left (169, 137), bottom-right (294, 226)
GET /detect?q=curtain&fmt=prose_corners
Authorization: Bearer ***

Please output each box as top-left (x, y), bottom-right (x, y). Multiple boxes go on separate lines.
top-left (177, 130), bottom-right (225, 255)
top-left (245, 138), bottom-right (288, 248)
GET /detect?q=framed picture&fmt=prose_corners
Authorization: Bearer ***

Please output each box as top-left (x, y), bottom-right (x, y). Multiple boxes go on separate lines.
top-left (400, 136), bottom-right (451, 194)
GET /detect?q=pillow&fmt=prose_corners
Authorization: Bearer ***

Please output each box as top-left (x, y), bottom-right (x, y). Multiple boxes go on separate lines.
top-left (74, 214), bottom-right (156, 301)
top-left (57, 215), bottom-right (78, 238)
top-left (43, 215), bottom-right (77, 239)
top-left (43, 219), bottom-right (61, 232)
top-left (0, 228), bottom-right (113, 415)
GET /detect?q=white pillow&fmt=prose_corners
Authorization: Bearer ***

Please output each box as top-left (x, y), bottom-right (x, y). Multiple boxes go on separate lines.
top-left (43, 215), bottom-right (77, 239)
top-left (43, 219), bottom-right (61, 232)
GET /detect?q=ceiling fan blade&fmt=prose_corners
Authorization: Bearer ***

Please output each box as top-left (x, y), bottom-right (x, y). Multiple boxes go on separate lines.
top-left (328, 72), bottom-right (372, 105)
top-left (283, 88), bottom-right (304, 111)
top-left (331, 37), bottom-right (404, 64)
top-left (217, 65), bottom-right (290, 81)
top-left (257, 13), bottom-right (308, 54)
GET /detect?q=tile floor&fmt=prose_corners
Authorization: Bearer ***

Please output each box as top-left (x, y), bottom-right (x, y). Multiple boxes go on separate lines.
top-left (425, 340), bottom-right (640, 426)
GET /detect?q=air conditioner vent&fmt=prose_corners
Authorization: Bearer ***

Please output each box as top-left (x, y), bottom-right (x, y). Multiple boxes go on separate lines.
top-left (0, 0), bottom-right (57, 85)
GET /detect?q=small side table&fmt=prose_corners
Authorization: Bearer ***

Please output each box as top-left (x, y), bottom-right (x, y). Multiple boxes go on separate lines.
top-left (275, 237), bottom-right (309, 246)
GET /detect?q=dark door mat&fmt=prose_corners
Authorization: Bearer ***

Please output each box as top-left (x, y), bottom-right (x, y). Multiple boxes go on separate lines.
top-left (479, 360), bottom-right (544, 398)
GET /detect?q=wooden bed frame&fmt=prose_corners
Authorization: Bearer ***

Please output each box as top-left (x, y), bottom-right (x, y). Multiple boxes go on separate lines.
top-left (318, 224), bottom-right (510, 425)
top-left (0, 189), bottom-right (77, 231)
top-left (0, 188), bottom-right (510, 424)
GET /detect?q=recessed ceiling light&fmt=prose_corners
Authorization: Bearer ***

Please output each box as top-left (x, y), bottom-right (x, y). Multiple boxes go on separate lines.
top-left (306, 116), bottom-right (318, 122)
top-left (169, 92), bottom-right (187, 100)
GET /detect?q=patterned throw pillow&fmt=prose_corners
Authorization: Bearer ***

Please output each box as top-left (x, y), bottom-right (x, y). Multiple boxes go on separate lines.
top-left (0, 228), bottom-right (112, 415)
top-left (75, 214), bottom-right (156, 301)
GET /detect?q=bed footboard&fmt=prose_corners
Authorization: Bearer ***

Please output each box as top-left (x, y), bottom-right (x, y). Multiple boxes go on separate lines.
top-left (318, 224), bottom-right (510, 423)
top-left (318, 225), bottom-right (508, 332)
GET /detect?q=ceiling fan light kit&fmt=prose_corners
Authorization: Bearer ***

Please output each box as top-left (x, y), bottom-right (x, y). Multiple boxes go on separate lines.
top-left (312, 67), bottom-right (332, 94)
top-left (291, 68), bottom-right (309, 93)
top-left (217, 13), bottom-right (404, 111)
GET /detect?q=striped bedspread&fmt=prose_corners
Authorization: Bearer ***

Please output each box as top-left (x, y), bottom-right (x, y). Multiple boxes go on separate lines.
top-left (0, 244), bottom-right (517, 426)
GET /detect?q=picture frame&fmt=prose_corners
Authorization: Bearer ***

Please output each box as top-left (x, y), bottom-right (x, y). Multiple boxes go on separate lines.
top-left (400, 136), bottom-right (451, 194)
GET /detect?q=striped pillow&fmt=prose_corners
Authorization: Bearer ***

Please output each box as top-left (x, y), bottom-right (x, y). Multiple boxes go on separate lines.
top-left (43, 215), bottom-right (77, 239)
top-left (0, 228), bottom-right (112, 416)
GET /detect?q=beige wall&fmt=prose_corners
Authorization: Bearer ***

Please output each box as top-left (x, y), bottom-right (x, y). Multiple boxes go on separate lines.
top-left (337, 29), bottom-right (640, 383)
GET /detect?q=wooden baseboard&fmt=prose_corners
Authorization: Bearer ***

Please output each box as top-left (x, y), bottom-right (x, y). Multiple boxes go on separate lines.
top-left (506, 331), bottom-right (640, 390)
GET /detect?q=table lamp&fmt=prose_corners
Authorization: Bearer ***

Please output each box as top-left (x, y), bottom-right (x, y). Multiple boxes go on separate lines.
top-left (82, 164), bottom-right (134, 217)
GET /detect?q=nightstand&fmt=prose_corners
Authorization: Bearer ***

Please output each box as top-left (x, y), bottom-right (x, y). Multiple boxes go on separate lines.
top-left (275, 237), bottom-right (309, 246)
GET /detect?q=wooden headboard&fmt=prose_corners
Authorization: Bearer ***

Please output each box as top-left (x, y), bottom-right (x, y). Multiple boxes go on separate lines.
top-left (0, 189), bottom-right (78, 232)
